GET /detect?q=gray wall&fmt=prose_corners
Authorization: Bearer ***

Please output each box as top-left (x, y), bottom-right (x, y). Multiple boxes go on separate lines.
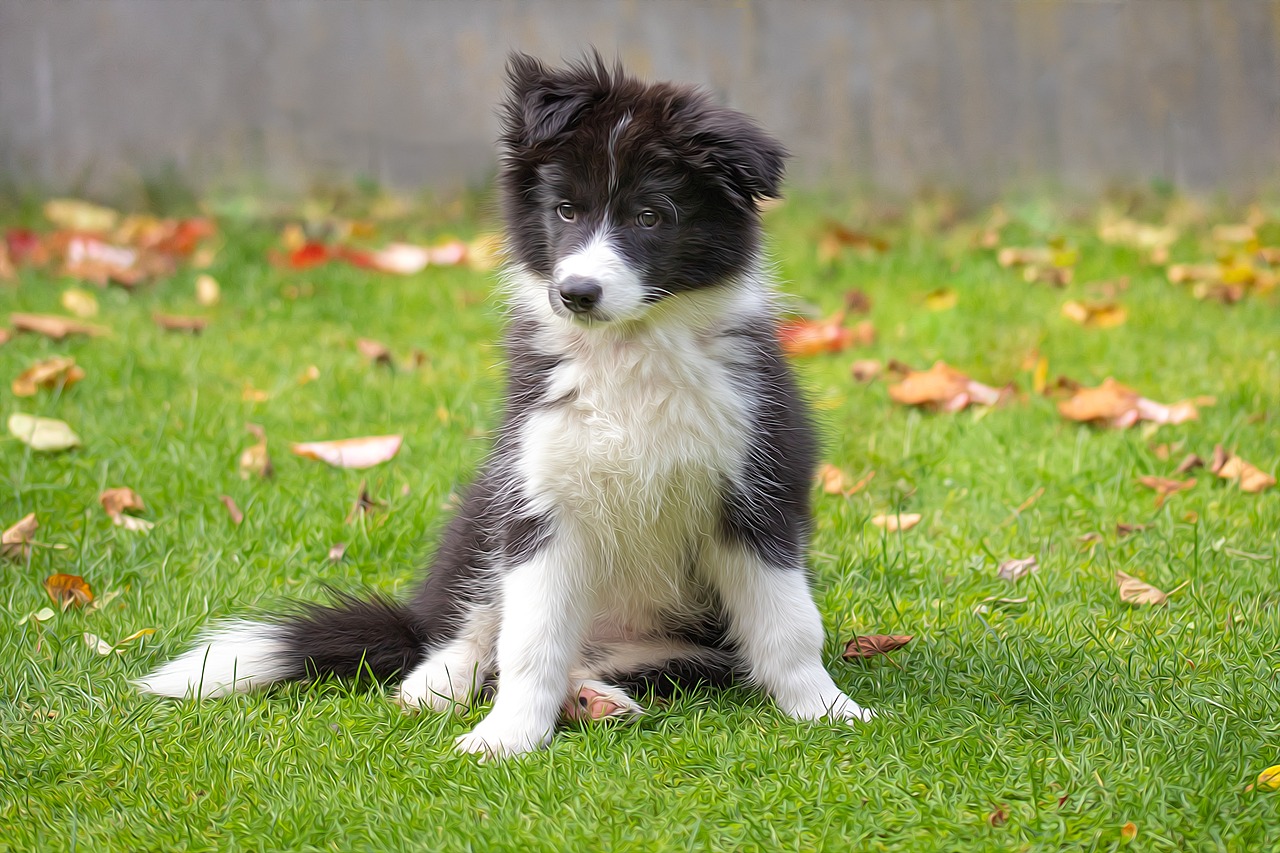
top-left (2, 1), bottom-right (1278, 200)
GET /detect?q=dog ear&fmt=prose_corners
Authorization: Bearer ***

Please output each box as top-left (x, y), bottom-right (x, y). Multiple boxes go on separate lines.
top-left (681, 102), bottom-right (788, 204)
top-left (501, 52), bottom-right (598, 150)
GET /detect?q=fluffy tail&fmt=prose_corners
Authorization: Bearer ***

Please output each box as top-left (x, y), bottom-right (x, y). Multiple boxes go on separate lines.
top-left (136, 594), bottom-right (429, 699)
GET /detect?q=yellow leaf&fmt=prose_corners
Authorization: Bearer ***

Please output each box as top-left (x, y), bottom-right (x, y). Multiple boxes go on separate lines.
top-left (60, 288), bottom-right (99, 318)
top-left (924, 288), bottom-right (957, 311)
top-left (1062, 301), bottom-right (1127, 329)
top-left (1256, 765), bottom-right (1280, 791)
top-left (11, 356), bottom-right (85, 397)
top-left (1120, 822), bottom-right (1137, 843)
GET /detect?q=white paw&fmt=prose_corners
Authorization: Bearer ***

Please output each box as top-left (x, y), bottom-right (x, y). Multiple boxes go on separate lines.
top-left (454, 712), bottom-right (552, 760)
top-left (397, 656), bottom-right (481, 713)
top-left (562, 680), bottom-right (644, 722)
top-left (782, 691), bottom-right (876, 723)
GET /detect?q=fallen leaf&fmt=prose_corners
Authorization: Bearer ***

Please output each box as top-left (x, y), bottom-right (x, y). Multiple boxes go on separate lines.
top-left (1212, 447), bottom-right (1276, 493)
top-left (1213, 224), bottom-right (1256, 244)
top-left (61, 236), bottom-right (149, 286)
top-left (44, 198), bottom-right (118, 232)
top-left (2, 513), bottom-right (38, 561)
top-left (1061, 301), bottom-right (1128, 328)
top-left (344, 242), bottom-right (430, 274)
top-left (1175, 453), bottom-right (1205, 474)
top-left (100, 487), bottom-right (145, 518)
top-left (12, 356), bottom-right (85, 397)
top-left (988, 806), bottom-right (1009, 828)
top-left (60, 288), bottom-right (99, 318)
top-left (997, 556), bottom-right (1039, 583)
top-left (778, 315), bottom-right (874, 357)
top-left (116, 627), bottom-right (156, 645)
top-left (45, 573), bottom-right (93, 609)
top-left (328, 542), bottom-right (348, 562)
top-left (357, 338), bottom-right (393, 366)
top-left (843, 288), bottom-right (872, 314)
top-left (219, 495), bottom-right (244, 525)
top-left (1023, 264), bottom-right (1074, 287)
top-left (1097, 212), bottom-right (1179, 252)
top-left (1254, 765), bottom-right (1280, 792)
top-left (195, 273), bottom-right (221, 306)
top-left (8, 413), bottom-right (82, 451)
top-left (842, 634), bottom-right (913, 659)
top-left (239, 426), bottom-right (273, 479)
top-left (346, 480), bottom-right (385, 523)
top-left (974, 596), bottom-right (1029, 614)
top-left (84, 632), bottom-right (115, 655)
top-left (153, 313), bottom-right (207, 334)
top-left (0, 243), bottom-right (14, 281)
top-left (870, 512), bottom-right (922, 532)
top-left (298, 364), bottom-right (321, 385)
top-left (817, 465), bottom-right (875, 497)
top-left (291, 434), bottom-right (404, 469)
top-left (6, 228), bottom-right (48, 266)
top-left (10, 312), bottom-right (106, 340)
top-left (850, 359), bottom-right (882, 383)
top-left (1079, 532), bottom-right (1103, 547)
top-left (1116, 571), bottom-right (1186, 606)
top-left (887, 361), bottom-right (1006, 412)
top-left (85, 589), bottom-right (122, 614)
top-left (1120, 821), bottom-right (1137, 843)
top-left (818, 222), bottom-right (889, 263)
top-left (1116, 522), bottom-right (1149, 537)
top-left (1137, 475), bottom-right (1196, 507)
top-left (924, 288), bottom-right (958, 311)
top-left (1057, 378), bottom-right (1199, 429)
top-left (18, 606), bottom-right (56, 626)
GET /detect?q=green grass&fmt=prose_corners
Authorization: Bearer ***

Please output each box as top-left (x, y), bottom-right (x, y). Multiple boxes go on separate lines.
top-left (3, 194), bottom-right (1279, 851)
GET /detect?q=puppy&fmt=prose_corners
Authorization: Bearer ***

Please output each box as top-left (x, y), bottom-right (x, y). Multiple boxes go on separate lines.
top-left (139, 53), bottom-right (874, 758)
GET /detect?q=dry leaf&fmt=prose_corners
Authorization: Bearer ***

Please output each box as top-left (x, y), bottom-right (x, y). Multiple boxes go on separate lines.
top-left (219, 495), bottom-right (244, 525)
top-left (1057, 378), bottom-right (1199, 429)
top-left (328, 542), bottom-right (348, 562)
top-left (18, 606), bottom-right (56, 626)
top-left (974, 596), bottom-right (1029, 614)
top-left (45, 573), bottom-right (93, 609)
top-left (2, 513), bottom-right (38, 562)
top-left (86, 589), bottom-right (122, 614)
top-left (346, 480), bottom-right (385, 523)
top-left (997, 556), bottom-right (1039, 583)
top-left (842, 634), bottom-right (913, 659)
top-left (1213, 224), bottom-right (1256, 244)
top-left (1061, 301), bottom-right (1128, 329)
top-left (8, 413), bottom-right (82, 451)
top-left (843, 288), bottom-right (872, 314)
top-left (44, 198), bottom-right (119, 232)
top-left (817, 465), bottom-right (874, 497)
top-left (1137, 475), bottom-right (1196, 507)
top-left (817, 222), bottom-right (889, 263)
top-left (346, 242), bottom-right (430, 274)
top-left (887, 361), bottom-right (1006, 412)
top-left (100, 487), bottom-right (145, 518)
top-left (60, 288), bottom-right (99, 318)
top-left (298, 364), bottom-right (321, 385)
top-left (11, 312), bottom-right (106, 340)
top-left (1210, 446), bottom-right (1276, 493)
top-left (61, 236), bottom-right (149, 286)
top-left (12, 356), bottom-right (85, 397)
top-left (83, 627), bottom-right (155, 656)
top-left (1175, 453), bottom-right (1204, 474)
top-left (239, 428), bottom-right (273, 479)
top-left (292, 434), bottom-right (404, 469)
top-left (778, 315), bottom-right (874, 357)
top-left (870, 512), bottom-right (922, 532)
top-left (195, 273), bottom-right (221, 306)
top-left (1116, 571), bottom-right (1184, 606)
top-left (988, 806), bottom-right (1009, 828)
top-left (153, 313), bottom-right (207, 334)
top-left (924, 288), bottom-right (958, 311)
top-left (850, 359), bottom-right (882, 383)
top-left (1120, 821), bottom-right (1137, 843)
top-left (1116, 522), bottom-right (1149, 538)
top-left (358, 338), bottom-right (393, 366)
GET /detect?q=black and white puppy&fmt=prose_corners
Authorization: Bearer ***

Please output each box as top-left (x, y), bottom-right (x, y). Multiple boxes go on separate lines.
top-left (139, 53), bottom-right (874, 758)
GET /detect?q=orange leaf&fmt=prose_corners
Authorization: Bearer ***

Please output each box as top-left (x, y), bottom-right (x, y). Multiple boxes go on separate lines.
top-left (10, 313), bottom-right (106, 340)
top-left (850, 359), bottom-right (882, 383)
top-left (12, 356), bottom-right (85, 397)
top-left (870, 512), bottom-right (921, 532)
top-left (1215, 452), bottom-right (1276, 493)
top-left (842, 634), bottom-right (913, 659)
top-left (778, 315), bottom-right (873, 357)
top-left (1061, 301), bottom-right (1127, 328)
top-left (887, 361), bottom-right (1005, 412)
top-left (291, 435), bottom-right (403, 469)
top-left (1136, 475), bottom-right (1196, 507)
top-left (45, 573), bottom-right (94, 609)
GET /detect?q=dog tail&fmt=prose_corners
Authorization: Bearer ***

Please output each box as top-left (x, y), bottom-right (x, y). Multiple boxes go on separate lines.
top-left (135, 593), bottom-right (429, 699)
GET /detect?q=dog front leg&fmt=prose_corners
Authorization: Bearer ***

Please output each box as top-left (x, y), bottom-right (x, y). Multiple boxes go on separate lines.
top-left (704, 541), bottom-right (875, 723)
top-left (455, 541), bottom-right (587, 759)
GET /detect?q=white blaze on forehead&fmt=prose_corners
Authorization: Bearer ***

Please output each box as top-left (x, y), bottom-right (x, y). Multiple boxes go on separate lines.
top-left (553, 230), bottom-right (645, 317)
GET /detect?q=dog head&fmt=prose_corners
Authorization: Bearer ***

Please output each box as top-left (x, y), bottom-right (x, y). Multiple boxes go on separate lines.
top-left (498, 52), bottom-right (787, 324)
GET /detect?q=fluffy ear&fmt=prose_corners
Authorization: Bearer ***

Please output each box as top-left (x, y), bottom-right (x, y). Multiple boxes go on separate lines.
top-left (501, 52), bottom-right (601, 150)
top-left (681, 103), bottom-right (788, 203)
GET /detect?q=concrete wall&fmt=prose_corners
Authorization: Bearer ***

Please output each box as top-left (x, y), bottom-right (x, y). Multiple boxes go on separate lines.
top-left (1, 1), bottom-right (1277, 200)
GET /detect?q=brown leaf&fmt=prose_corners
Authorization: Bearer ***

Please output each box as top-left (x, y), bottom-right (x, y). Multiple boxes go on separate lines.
top-left (100, 487), bottom-right (145, 520)
top-left (778, 315), bottom-right (874, 357)
top-left (12, 356), bottom-right (85, 397)
top-left (291, 434), bottom-right (403, 470)
top-left (988, 806), bottom-right (1009, 828)
top-left (842, 634), bottom-right (913, 660)
top-left (346, 480), bottom-right (385, 523)
top-left (45, 573), bottom-right (93, 609)
top-left (997, 556), bottom-right (1039, 583)
top-left (1175, 453), bottom-right (1204, 474)
top-left (1061, 301), bottom-right (1127, 328)
top-left (817, 465), bottom-right (874, 497)
top-left (1057, 378), bottom-right (1199, 429)
top-left (1214, 451), bottom-right (1276, 493)
top-left (818, 222), bottom-right (889, 263)
top-left (1116, 571), bottom-right (1183, 606)
top-left (11, 312), bottom-right (106, 340)
top-left (239, 432), bottom-right (273, 479)
top-left (870, 512), bottom-right (922, 532)
top-left (887, 361), bottom-right (1006, 412)
top-left (843, 288), bottom-right (872, 314)
top-left (219, 495), bottom-right (244, 526)
top-left (328, 542), bottom-right (348, 562)
top-left (1116, 522), bottom-right (1149, 538)
top-left (357, 338), bottom-right (393, 366)
top-left (850, 359), bottom-right (882, 383)
top-left (2, 513), bottom-right (38, 562)
top-left (1136, 476), bottom-right (1196, 507)
top-left (153, 313), bottom-right (207, 334)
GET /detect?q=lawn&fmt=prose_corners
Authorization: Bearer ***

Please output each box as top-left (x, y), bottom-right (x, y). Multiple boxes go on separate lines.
top-left (2, 191), bottom-right (1279, 851)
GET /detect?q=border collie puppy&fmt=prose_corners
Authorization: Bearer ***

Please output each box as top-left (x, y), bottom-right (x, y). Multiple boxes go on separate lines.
top-left (139, 53), bottom-right (874, 758)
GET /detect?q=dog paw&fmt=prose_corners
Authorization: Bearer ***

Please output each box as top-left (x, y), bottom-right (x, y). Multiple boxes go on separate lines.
top-left (454, 713), bottom-right (552, 760)
top-left (396, 657), bottom-right (480, 713)
top-left (782, 691), bottom-right (876, 723)
top-left (561, 680), bottom-right (644, 723)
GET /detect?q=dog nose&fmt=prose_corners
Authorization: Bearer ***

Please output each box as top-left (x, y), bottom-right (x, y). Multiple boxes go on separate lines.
top-left (558, 277), bottom-right (602, 314)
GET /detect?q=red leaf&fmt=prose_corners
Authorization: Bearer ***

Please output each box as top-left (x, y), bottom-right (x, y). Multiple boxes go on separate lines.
top-left (842, 634), bottom-right (913, 659)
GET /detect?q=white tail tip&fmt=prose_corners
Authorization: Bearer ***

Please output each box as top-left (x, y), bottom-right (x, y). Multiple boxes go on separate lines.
top-left (135, 621), bottom-right (291, 698)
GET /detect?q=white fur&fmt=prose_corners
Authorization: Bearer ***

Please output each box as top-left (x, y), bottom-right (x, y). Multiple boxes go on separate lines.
top-left (134, 620), bottom-right (289, 698)
top-left (552, 231), bottom-right (645, 320)
top-left (398, 604), bottom-right (498, 712)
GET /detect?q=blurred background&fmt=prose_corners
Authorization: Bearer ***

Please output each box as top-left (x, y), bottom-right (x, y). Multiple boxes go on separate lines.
top-left (2, 0), bottom-right (1277, 203)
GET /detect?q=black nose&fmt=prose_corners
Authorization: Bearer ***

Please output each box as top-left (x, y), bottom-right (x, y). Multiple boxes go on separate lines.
top-left (558, 277), bottom-right (602, 314)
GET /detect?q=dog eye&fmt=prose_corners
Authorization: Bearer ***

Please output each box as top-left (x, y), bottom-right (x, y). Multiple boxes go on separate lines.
top-left (556, 202), bottom-right (576, 222)
top-left (637, 210), bottom-right (659, 228)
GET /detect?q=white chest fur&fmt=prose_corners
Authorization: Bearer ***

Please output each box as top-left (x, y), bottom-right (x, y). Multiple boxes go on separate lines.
top-left (515, 317), bottom-right (754, 636)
